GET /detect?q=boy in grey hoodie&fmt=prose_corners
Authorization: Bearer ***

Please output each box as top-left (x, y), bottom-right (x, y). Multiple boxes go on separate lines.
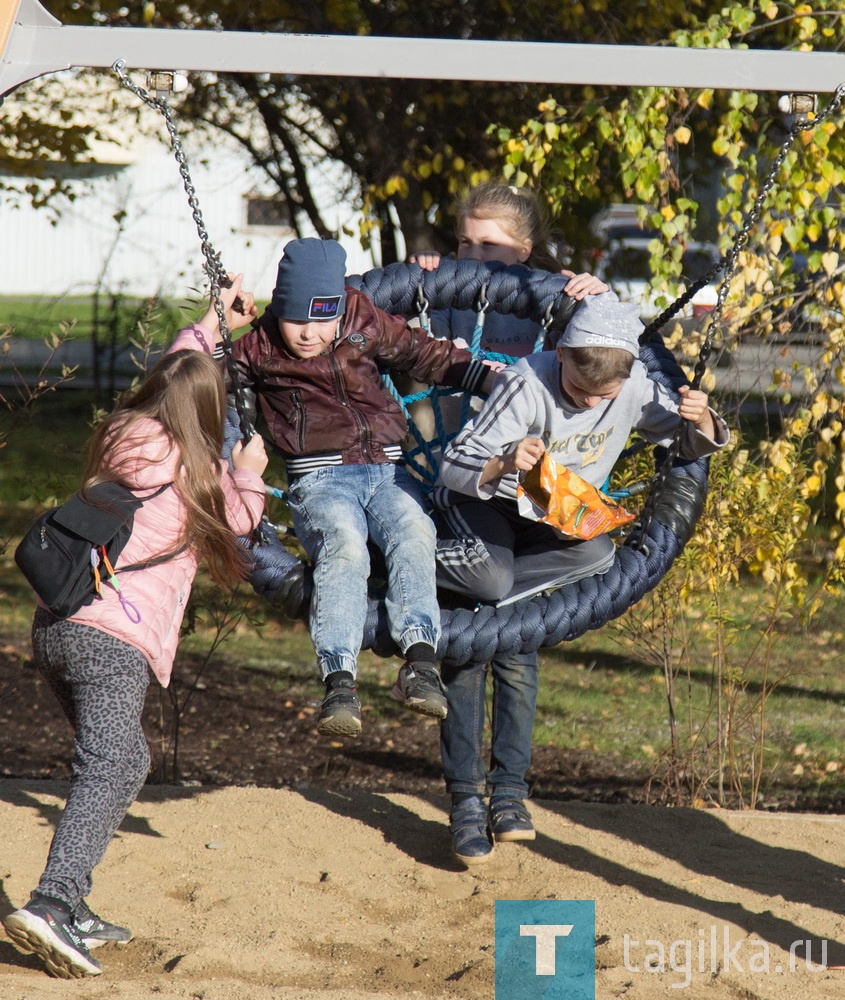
top-left (433, 292), bottom-right (729, 865)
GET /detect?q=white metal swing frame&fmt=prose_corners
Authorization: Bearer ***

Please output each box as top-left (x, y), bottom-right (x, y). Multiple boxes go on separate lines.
top-left (3, 0), bottom-right (845, 101)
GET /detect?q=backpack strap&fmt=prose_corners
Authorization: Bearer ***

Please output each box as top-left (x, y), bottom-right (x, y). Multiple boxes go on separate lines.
top-left (117, 482), bottom-right (187, 573)
top-left (134, 482), bottom-right (173, 501)
top-left (119, 546), bottom-right (188, 574)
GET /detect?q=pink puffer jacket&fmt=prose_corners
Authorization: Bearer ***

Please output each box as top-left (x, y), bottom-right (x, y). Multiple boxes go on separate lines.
top-left (65, 326), bottom-right (264, 686)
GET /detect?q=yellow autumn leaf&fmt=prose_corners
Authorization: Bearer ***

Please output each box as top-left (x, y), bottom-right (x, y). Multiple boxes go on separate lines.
top-left (821, 251), bottom-right (839, 276)
top-left (804, 474), bottom-right (822, 497)
top-left (674, 126), bottom-right (691, 144)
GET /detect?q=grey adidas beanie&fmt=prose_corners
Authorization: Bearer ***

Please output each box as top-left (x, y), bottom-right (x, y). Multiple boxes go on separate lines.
top-left (558, 293), bottom-right (643, 358)
top-left (270, 238), bottom-right (347, 321)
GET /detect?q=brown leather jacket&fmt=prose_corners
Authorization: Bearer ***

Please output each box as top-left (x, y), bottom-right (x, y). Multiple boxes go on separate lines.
top-left (231, 288), bottom-right (487, 469)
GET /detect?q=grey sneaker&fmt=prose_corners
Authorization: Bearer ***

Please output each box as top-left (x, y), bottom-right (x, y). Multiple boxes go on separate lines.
top-left (74, 899), bottom-right (133, 948)
top-left (317, 674), bottom-right (362, 737)
top-left (3, 894), bottom-right (103, 978)
top-left (391, 661), bottom-right (448, 718)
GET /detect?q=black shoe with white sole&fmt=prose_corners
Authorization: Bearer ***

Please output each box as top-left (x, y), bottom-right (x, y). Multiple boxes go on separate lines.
top-left (3, 894), bottom-right (103, 978)
top-left (317, 671), bottom-right (363, 737)
top-left (391, 661), bottom-right (448, 718)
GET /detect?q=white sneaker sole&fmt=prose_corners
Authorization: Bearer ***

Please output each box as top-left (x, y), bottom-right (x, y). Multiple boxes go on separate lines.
top-left (82, 932), bottom-right (133, 949)
top-left (3, 909), bottom-right (102, 978)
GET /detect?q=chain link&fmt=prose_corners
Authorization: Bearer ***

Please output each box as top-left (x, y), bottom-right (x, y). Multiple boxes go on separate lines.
top-left (633, 83), bottom-right (845, 551)
top-left (112, 60), bottom-right (256, 442)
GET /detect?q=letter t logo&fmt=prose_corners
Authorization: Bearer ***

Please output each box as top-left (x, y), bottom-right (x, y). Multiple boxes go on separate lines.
top-left (520, 924), bottom-right (574, 975)
top-left (496, 900), bottom-right (594, 999)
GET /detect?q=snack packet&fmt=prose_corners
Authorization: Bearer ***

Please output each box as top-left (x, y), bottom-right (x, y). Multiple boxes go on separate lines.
top-left (516, 452), bottom-right (635, 540)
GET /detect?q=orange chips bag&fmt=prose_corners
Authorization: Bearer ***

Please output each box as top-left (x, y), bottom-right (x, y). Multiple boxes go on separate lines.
top-left (516, 452), bottom-right (635, 541)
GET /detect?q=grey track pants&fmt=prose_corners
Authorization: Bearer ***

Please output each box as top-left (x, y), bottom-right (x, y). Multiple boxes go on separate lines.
top-left (30, 609), bottom-right (151, 909)
top-left (434, 491), bottom-right (615, 606)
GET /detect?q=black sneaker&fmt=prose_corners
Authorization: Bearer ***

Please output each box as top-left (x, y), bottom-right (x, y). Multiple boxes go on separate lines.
top-left (74, 898), bottom-right (133, 948)
top-left (3, 894), bottom-right (103, 978)
top-left (391, 661), bottom-right (448, 718)
top-left (317, 673), bottom-right (362, 737)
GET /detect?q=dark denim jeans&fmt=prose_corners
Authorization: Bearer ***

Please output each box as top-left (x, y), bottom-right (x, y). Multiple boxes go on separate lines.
top-left (439, 651), bottom-right (539, 798)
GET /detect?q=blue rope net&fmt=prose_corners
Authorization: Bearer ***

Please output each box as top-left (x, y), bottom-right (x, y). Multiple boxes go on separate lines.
top-left (377, 263), bottom-right (554, 489)
top-left (243, 258), bottom-right (708, 667)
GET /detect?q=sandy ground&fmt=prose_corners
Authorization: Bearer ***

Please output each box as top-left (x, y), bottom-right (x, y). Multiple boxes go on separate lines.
top-left (0, 780), bottom-right (843, 999)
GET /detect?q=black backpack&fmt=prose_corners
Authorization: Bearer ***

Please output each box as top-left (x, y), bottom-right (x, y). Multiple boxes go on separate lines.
top-left (15, 481), bottom-right (176, 619)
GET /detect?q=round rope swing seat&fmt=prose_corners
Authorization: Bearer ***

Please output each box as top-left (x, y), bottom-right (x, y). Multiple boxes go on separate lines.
top-left (246, 257), bottom-right (708, 667)
top-left (109, 64), bottom-right (845, 669)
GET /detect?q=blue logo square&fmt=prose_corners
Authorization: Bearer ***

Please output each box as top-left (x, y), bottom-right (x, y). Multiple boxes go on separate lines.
top-left (495, 900), bottom-right (595, 1000)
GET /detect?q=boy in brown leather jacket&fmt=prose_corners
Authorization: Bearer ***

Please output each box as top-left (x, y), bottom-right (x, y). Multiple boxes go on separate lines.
top-left (229, 238), bottom-right (496, 737)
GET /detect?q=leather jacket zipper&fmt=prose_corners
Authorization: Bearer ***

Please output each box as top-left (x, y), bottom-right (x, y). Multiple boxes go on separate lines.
top-left (291, 389), bottom-right (306, 453)
top-left (329, 354), bottom-right (371, 461)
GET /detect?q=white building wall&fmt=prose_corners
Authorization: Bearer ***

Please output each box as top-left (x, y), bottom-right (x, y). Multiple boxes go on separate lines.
top-left (0, 134), bottom-right (378, 303)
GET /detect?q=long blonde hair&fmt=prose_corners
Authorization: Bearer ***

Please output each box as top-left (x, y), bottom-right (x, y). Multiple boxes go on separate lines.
top-left (455, 181), bottom-right (564, 273)
top-left (83, 350), bottom-right (252, 589)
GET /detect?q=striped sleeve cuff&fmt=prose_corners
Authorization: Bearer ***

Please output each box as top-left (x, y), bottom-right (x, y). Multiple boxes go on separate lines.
top-left (461, 359), bottom-right (488, 395)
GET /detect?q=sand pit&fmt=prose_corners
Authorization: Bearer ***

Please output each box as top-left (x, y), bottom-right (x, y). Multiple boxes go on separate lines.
top-left (1, 780), bottom-right (843, 998)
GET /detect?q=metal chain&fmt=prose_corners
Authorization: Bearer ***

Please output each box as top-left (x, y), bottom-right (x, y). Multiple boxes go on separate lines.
top-left (640, 257), bottom-right (726, 342)
top-left (633, 83), bottom-right (845, 551)
top-left (112, 60), bottom-right (256, 442)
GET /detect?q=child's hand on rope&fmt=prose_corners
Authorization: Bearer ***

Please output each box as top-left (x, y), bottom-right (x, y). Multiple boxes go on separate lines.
top-left (409, 250), bottom-right (443, 271)
top-left (231, 433), bottom-right (269, 477)
top-left (561, 270), bottom-right (609, 299)
top-left (677, 385), bottom-right (717, 439)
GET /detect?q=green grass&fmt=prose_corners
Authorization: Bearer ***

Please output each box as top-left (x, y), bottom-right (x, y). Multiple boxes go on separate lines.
top-left (3, 388), bottom-right (844, 807)
top-left (534, 612), bottom-right (845, 802)
top-left (0, 294), bottom-right (195, 343)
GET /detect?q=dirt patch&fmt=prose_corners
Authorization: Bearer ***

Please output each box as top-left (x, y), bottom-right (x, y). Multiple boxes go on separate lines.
top-left (0, 638), bottom-right (648, 802)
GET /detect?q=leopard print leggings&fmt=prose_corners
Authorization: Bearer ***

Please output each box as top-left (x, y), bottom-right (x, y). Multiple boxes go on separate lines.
top-left (31, 608), bottom-right (151, 909)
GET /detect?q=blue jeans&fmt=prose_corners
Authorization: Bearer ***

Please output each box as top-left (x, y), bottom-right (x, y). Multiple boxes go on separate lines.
top-left (286, 463), bottom-right (440, 678)
top-left (439, 651), bottom-right (539, 799)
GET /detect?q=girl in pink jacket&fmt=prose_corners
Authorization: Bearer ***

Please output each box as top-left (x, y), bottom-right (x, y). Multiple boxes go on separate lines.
top-left (3, 281), bottom-right (266, 979)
